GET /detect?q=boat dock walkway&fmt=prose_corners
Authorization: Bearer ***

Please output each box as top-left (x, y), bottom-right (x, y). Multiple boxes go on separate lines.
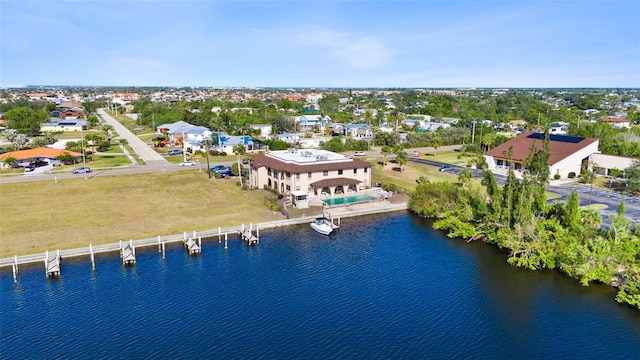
top-left (1, 202), bottom-right (408, 269)
top-left (120, 240), bottom-right (136, 265)
top-left (45, 250), bottom-right (61, 277)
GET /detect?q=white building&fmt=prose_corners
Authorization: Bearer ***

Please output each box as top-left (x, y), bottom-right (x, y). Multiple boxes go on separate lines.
top-left (484, 131), bottom-right (599, 179)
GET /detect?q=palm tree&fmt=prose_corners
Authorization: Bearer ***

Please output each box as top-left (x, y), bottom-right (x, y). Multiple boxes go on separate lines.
top-left (458, 168), bottom-right (473, 186)
top-left (431, 138), bottom-right (441, 157)
top-left (233, 144), bottom-right (246, 177)
top-left (380, 146), bottom-right (391, 167)
top-left (395, 150), bottom-right (408, 172)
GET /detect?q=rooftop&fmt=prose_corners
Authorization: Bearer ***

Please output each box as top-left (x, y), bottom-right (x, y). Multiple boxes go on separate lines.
top-left (267, 149), bottom-right (352, 165)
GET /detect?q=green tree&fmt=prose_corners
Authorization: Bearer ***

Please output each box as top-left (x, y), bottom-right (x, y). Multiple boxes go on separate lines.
top-left (5, 107), bottom-right (47, 135)
top-left (457, 168), bottom-right (472, 186)
top-left (321, 137), bottom-right (345, 153)
top-left (562, 191), bottom-right (581, 230)
top-left (55, 152), bottom-right (76, 165)
top-left (380, 146), bottom-right (391, 166)
top-left (395, 149), bottom-right (408, 172)
top-left (430, 137), bottom-right (441, 156)
top-left (2, 156), bottom-right (17, 168)
top-left (626, 160), bottom-right (640, 193)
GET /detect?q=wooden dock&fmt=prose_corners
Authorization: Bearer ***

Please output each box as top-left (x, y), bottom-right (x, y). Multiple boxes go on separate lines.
top-left (120, 240), bottom-right (136, 265)
top-left (0, 202), bottom-right (409, 271)
top-left (184, 237), bottom-right (202, 255)
top-left (44, 250), bottom-right (61, 278)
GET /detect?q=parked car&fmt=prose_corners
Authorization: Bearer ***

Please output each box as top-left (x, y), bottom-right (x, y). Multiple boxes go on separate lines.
top-left (354, 151), bottom-right (366, 156)
top-left (168, 149), bottom-right (183, 156)
top-left (24, 166), bottom-right (35, 173)
top-left (210, 165), bottom-right (227, 173)
top-left (180, 161), bottom-right (196, 167)
top-left (73, 167), bottom-right (91, 174)
top-left (133, 126), bottom-right (145, 131)
top-left (439, 165), bottom-right (453, 172)
top-left (217, 168), bottom-right (233, 177)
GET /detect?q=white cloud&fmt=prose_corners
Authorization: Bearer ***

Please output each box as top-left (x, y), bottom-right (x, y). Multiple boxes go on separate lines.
top-left (302, 29), bottom-right (392, 69)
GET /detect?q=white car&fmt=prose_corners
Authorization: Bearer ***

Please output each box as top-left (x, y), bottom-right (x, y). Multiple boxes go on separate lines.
top-left (179, 161), bottom-right (197, 167)
top-left (354, 151), bottom-right (366, 156)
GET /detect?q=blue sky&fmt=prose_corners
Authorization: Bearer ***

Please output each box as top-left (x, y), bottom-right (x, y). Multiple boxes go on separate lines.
top-left (1, 0), bottom-right (639, 88)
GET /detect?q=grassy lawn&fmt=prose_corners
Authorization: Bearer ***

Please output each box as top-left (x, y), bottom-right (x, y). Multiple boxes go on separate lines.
top-left (371, 159), bottom-right (563, 200)
top-left (0, 171), bottom-right (284, 257)
top-left (417, 150), bottom-right (474, 166)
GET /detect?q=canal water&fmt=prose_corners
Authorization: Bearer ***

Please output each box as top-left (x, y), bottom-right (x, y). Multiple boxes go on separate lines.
top-left (1, 213), bottom-right (639, 358)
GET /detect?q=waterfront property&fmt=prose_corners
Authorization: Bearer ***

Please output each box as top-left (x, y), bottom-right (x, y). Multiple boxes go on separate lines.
top-left (249, 149), bottom-right (372, 202)
top-left (484, 130), bottom-right (599, 179)
top-left (2, 213), bottom-right (638, 359)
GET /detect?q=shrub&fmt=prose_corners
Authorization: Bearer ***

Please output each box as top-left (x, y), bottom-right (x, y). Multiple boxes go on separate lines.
top-left (236, 181), bottom-right (241, 187)
top-left (568, 172), bottom-right (576, 179)
top-left (383, 183), bottom-right (397, 192)
top-left (554, 174), bottom-right (561, 180)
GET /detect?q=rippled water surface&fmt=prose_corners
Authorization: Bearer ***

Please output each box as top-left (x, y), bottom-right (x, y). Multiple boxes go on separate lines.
top-left (2, 213), bottom-right (639, 358)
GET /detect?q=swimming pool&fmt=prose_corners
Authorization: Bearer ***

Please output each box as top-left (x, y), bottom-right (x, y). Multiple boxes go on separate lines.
top-left (323, 194), bottom-right (377, 206)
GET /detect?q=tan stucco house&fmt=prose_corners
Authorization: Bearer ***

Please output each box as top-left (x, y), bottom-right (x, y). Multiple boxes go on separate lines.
top-left (249, 149), bottom-right (372, 197)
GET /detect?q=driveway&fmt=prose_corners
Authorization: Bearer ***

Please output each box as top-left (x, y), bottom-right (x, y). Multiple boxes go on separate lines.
top-left (97, 109), bottom-right (168, 165)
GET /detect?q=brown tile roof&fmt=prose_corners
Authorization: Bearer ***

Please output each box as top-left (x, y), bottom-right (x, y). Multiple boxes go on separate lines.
top-left (0, 147), bottom-right (83, 161)
top-left (251, 153), bottom-right (371, 173)
top-left (484, 130), bottom-right (598, 165)
top-left (310, 178), bottom-right (362, 187)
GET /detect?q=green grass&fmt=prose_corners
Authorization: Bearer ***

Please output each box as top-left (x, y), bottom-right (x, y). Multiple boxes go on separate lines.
top-left (419, 150), bottom-right (475, 166)
top-left (0, 171), bottom-right (285, 257)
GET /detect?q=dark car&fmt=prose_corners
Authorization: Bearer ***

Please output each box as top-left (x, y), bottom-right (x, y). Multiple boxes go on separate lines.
top-left (217, 168), bottom-right (233, 177)
top-left (168, 149), bottom-right (183, 156)
top-left (439, 165), bottom-right (453, 172)
top-left (73, 167), bottom-right (92, 174)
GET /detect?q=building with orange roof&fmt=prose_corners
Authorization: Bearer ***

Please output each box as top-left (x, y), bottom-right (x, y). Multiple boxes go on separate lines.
top-left (0, 147), bottom-right (83, 168)
top-left (598, 117), bottom-right (631, 129)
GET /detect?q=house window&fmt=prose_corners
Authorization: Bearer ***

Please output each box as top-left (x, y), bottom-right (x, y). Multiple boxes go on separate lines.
top-left (295, 186), bottom-right (300, 191)
top-left (274, 171), bottom-right (278, 178)
top-left (353, 168), bottom-right (357, 174)
top-left (364, 167), bottom-right (368, 173)
top-left (323, 171), bottom-right (328, 176)
top-left (286, 172), bottom-right (291, 178)
top-left (286, 185), bottom-right (290, 191)
top-left (308, 172), bottom-right (312, 179)
top-left (268, 168), bottom-right (272, 176)
top-left (296, 173), bottom-right (300, 180)
top-left (338, 170), bottom-right (343, 175)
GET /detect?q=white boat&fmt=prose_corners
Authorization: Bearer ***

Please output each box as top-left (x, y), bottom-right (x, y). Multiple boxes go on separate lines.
top-left (310, 217), bottom-right (335, 235)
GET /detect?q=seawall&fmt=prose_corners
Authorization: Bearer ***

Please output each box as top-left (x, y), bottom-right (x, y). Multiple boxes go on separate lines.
top-left (0, 202), bottom-right (408, 268)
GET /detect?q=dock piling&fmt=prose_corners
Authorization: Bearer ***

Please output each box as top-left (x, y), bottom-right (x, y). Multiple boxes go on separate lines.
top-left (14, 255), bottom-right (18, 275)
top-left (162, 242), bottom-right (166, 259)
top-left (224, 233), bottom-right (228, 249)
top-left (90, 244), bottom-right (95, 270)
top-left (218, 227), bottom-right (221, 242)
top-left (158, 236), bottom-right (161, 252)
top-left (12, 264), bottom-right (17, 283)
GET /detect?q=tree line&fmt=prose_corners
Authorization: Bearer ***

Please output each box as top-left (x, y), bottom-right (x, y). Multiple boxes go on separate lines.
top-left (408, 132), bottom-right (640, 309)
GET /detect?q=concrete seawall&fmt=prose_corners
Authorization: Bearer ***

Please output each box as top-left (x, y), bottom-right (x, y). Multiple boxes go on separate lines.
top-left (0, 202), bottom-right (408, 268)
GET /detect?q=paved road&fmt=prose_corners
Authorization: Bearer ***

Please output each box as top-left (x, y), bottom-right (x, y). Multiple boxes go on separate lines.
top-left (97, 108), bottom-right (168, 165)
